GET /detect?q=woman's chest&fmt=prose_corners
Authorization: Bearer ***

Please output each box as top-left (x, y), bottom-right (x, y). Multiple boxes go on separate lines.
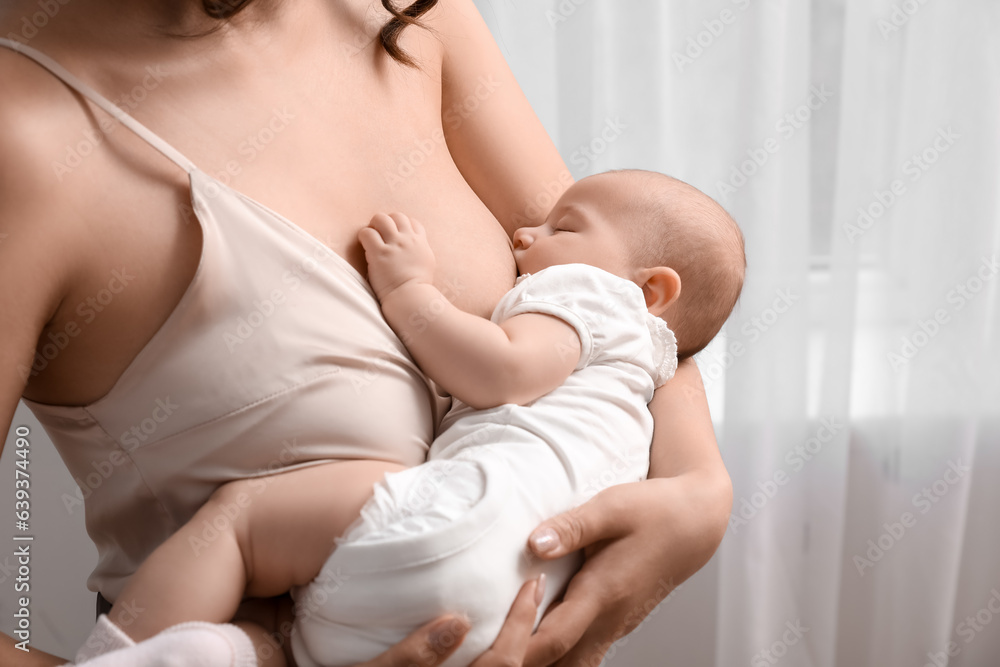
top-left (158, 32), bottom-right (517, 318)
top-left (26, 19), bottom-right (516, 406)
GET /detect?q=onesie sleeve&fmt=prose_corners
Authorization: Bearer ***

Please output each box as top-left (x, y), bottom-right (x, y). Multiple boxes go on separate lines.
top-left (491, 264), bottom-right (649, 370)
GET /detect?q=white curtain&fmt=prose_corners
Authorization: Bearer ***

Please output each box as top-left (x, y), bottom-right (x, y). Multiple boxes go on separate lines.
top-left (475, 0), bottom-right (1000, 664)
top-left (1, 2), bottom-right (996, 662)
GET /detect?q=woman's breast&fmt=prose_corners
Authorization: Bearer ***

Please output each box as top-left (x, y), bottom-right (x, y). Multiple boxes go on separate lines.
top-left (25, 3), bottom-right (517, 413)
top-left (175, 22), bottom-right (518, 320)
top-left (22, 171), bottom-right (460, 594)
top-left (215, 118), bottom-right (518, 320)
top-left (78, 175), bottom-right (453, 476)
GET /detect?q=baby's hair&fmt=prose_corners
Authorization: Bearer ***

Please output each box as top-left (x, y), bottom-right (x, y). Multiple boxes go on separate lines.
top-left (606, 169), bottom-right (746, 360)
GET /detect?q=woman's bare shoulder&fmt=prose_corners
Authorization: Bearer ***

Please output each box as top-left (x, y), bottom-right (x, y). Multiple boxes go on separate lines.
top-left (0, 46), bottom-right (90, 192)
top-left (419, 0), bottom-right (572, 234)
top-left (0, 45), bottom-right (95, 299)
top-left (420, 0), bottom-right (492, 51)
top-left (421, 0), bottom-right (482, 27)
top-left (0, 50), bottom-right (84, 388)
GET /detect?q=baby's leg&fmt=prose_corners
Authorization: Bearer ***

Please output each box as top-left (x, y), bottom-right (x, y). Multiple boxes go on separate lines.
top-left (108, 459), bottom-right (405, 643)
top-left (291, 455), bottom-right (581, 667)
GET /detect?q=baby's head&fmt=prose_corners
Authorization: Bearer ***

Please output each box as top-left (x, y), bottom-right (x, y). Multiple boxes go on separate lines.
top-left (512, 170), bottom-right (745, 359)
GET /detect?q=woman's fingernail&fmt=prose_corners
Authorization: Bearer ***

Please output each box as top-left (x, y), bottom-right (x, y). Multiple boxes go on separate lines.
top-left (429, 618), bottom-right (469, 653)
top-left (429, 616), bottom-right (469, 653)
top-left (534, 573), bottom-right (547, 606)
top-left (531, 528), bottom-right (560, 554)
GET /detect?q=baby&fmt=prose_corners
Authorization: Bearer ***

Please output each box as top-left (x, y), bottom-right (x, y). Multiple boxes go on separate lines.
top-left (69, 169), bottom-right (744, 667)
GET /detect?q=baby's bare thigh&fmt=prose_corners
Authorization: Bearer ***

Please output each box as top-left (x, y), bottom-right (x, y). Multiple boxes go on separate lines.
top-left (218, 459), bottom-right (407, 598)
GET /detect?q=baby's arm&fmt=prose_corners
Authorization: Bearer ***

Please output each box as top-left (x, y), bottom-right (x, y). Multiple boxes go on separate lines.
top-left (359, 213), bottom-right (581, 409)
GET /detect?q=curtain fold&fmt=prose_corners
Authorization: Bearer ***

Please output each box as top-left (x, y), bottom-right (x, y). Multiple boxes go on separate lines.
top-left (476, 0), bottom-right (1000, 664)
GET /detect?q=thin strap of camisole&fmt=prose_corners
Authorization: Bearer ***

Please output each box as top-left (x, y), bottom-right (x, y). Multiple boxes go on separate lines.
top-left (0, 38), bottom-right (196, 174)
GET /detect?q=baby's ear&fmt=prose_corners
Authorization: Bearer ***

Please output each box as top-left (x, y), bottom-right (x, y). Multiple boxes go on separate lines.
top-left (638, 267), bottom-right (681, 316)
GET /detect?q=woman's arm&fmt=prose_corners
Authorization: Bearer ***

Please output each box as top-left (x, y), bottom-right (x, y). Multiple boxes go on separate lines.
top-left (0, 105), bottom-right (81, 665)
top-left (648, 358), bottom-right (731, 483)
top-left (523, 359), bottom-right (732, 666)
top-left (428, 2), bottom-right (732, 664)
top-left (430, 0), bottom-right (574, 236)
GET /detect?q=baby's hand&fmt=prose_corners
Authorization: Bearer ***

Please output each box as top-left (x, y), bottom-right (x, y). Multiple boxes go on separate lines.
top-left (359, 212), bottom-right (436, 301)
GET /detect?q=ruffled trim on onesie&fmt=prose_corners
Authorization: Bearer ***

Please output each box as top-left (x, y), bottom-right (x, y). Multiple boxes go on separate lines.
top-left (645, 314), bottom-right (678, 387)
top-left (512, 267), bottom-right (679, 387)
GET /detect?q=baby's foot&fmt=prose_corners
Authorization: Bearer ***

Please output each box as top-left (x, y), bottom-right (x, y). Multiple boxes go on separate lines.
top-left (66, 614), bottom-right (257, 666)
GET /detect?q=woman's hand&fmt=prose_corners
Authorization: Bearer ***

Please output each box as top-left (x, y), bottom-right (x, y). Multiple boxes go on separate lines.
top-left (350, 577), bottom-right (546, 667)
top-left (362, 473), bottom-right (728, 667)
top-left (522, 471), bottom-right (732, 667)
top-left (349, 614), bottom-right (471, 667)
top-left (521, 359), bottom-right (733, 667)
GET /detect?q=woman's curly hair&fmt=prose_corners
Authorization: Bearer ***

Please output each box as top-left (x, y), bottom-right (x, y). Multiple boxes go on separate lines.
top-left (201, 0), bottom-right (438, 67)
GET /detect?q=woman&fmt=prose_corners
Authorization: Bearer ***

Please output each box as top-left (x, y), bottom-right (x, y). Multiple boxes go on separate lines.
top-left (0, 0), bottom-right (732, 664)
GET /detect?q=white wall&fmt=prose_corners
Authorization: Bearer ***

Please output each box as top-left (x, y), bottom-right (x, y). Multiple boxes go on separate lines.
top-left (1, 403), bottom-right (96, 659)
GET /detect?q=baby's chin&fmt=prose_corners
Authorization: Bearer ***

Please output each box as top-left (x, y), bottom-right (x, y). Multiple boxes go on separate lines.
top-left (517, 260), bottom-right (636, 285)
top-left (512, 253), bottom-right (536, 275)
top-left (514, 258), bottom-right (551, 275)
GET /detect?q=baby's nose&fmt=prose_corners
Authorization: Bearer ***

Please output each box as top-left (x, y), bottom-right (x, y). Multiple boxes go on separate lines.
top-left (513, 227), bottom-right (533, 250)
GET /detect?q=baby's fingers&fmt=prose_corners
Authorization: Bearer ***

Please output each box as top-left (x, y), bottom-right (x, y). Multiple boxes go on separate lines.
top-left (358, 227), bottom-right (386, 254)
top-left (357, 614), bottom-right (470, 667)
top-left (385, 212), bottom-right (415, 235)
top-left (368, 212), bottom-right (400, 242)
top-left (392, 213), bottom-right (427, 239)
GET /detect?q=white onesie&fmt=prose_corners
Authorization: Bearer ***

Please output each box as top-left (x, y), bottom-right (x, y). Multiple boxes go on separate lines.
top-left (290, 263), bottom-right (678, 667)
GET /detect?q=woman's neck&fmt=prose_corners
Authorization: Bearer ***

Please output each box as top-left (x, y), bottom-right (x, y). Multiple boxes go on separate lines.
top-left (1, 0), bottom-right (284, 52)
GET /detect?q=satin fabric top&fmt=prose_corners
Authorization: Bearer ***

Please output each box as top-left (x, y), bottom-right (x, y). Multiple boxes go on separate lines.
top-left (1, 37), bottom-right (449, 601)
